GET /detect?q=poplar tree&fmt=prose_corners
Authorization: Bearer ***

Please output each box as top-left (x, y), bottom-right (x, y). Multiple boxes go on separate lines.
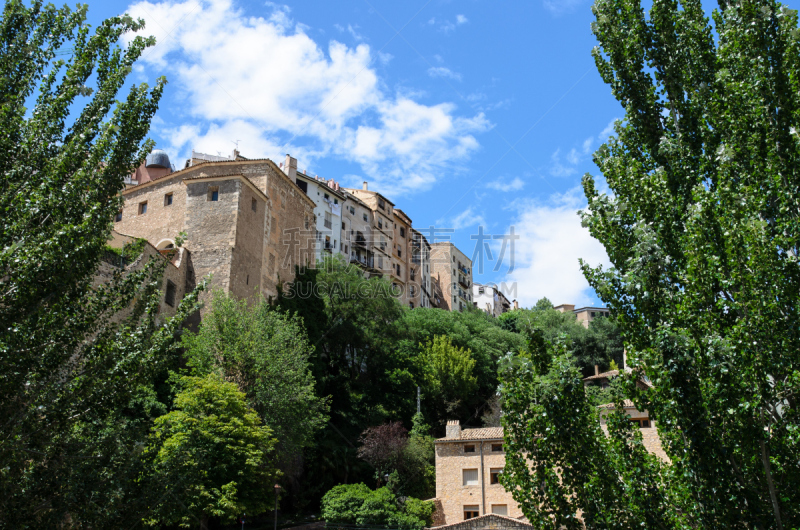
top-left (502, 0), bottom-right (800, 528)
top-left (0, 1), bottom-right (199, 526)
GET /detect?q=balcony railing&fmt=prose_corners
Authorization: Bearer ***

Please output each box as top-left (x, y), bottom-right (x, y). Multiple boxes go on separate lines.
top-left (350, 252), bottom-right (374, 268)
top-left (458, 276), bottom-right (469, 288)
top-left (324, 219), bottom-right (332, 229)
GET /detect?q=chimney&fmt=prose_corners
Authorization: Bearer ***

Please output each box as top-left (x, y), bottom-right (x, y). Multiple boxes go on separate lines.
top-left (363, 181), bottom-right (368, 191)
top-left (513, 300), bottom-right (519, 310)
top-left (284, 154), bottom-right (297, 179)
top-left (446, 420), bottom-right (461, 439)
top-left (594, 365), bottom-right (600, 376)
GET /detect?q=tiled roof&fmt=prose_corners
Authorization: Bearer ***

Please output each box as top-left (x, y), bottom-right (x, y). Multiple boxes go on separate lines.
top-left (599, 399), bottom-right (636, 409)
top-left (437, 427), bottom-right (504, 442)
top-left (431, 513), bottom-right (532, 529)
top-left (584, 369), bottom-right (619, 381)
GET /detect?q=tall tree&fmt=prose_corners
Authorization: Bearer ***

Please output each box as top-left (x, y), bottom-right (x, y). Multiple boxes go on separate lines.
top-left (143, 375), bottom-right (278, 529)
top-left (0, 1), bottom-right (200, 526)
top-left (183, 292), bottom-right (329, 476)
top-left (508, 0), bottom-right (800, 527)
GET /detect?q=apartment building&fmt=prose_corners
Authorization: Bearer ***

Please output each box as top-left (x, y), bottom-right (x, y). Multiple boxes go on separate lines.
top-left (434, 421), bottom-right (524, 525)
top-left (473, 284), bottom-right (511, 317)
top-left (115, 149), bottom-right (316, 306)
top-left (392, 209), bottom-right (413, 306)
top-left (430, 243), bottom-right (473, 311)
top-left (344, 184), bottom-right (396, 280)
top-left (410, 228), bottom-right (432, 309)
top-left (341, 190), bottom-right (376, 272)
top-left (281, 155), bottom-right (345, 264)
top-left (554, 303), bottom-right (611, 328)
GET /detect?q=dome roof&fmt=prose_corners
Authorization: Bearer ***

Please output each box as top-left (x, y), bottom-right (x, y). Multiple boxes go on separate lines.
top-left (145, 149), bottom-right (171, 169)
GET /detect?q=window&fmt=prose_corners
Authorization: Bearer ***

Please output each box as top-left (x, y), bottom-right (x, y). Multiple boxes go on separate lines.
top-left (350, 206), bottom-right (355, 214)
top-left (492, 444), bottom-right (503, 453)
top-left (164, 193), bottom-right (173, 206)
top-left (464, 444), bottom-right (476, 453)
top-left (631, 418), bottom-right (651, 428)
top-left (591, 311), bottom-right (596, 317)
top-left (251, 198), bottom-right (257, 212)
top-left (378, 218), bottom-right (383, 229)
top-left (165, 280), bottom-right (176, 307)
top-left (334, 198), bottom-right (338, 204)
top-left (342, 222), bottom-right (346, 229)
top-left (324, 193), bottom-right (329, 200)
top-left (464, 506), bottom-right (479, 520)
top-left (409, 302), bottom-right (414, 309)
top-left (453, 256), bottom-right (456, 262)
top-left (491, 505), bottom-right (508, 516)
top-left (462, 469), bottom-right (479, 486)
top-left (478, 287), bottom-right (485, 294)
top-left (246, 274), bottom-right (249, 285)
top-left (208, 186), bottom-right (219, 201)
top-left (411, 269), bottom-right (416, 281)
top-left (490, 468), bottom-right (503, 484)
top-left (138, 201), bottom-right (147, 215)
top-left (363, 213), bottom-right (368, 222)
top-left (378, 198), bottom-right (385, 209)
top-left (115, 210), bottom-right (123, 222)
top-left (399, 226), bottom-right (405, 237)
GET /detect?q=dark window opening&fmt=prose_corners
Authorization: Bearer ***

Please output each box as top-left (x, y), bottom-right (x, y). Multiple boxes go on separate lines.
top-left (115, 210), bottom-right (123, 222)
top-left (164, 193), bottom-right (173, 206)
top-left (491, 443), bottom-right (503, 452)
top-left (252, 198), bottom-right (257, 212)
top-left (165, 280), bottom-right (176, 307)
top-left (295, 179), bottom-right (308, 193)
top-left (490, 468), bottom-right (502, 484)
top-left (138, 201), bottom-right (147, 215)
top-left (464, 444), bottom-right (476, 453)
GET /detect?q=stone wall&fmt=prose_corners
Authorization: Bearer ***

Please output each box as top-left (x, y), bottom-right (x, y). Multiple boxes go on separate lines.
top-left (230, 180), bottom-right (266, 305)
top-left (435, 441), bottom-right (524, 525)
top-left (600, 408), bottom-right (669, 462)
top-left (115, 177), bottom-right (187, 248)
top-left (432, 514), bottom-right (533, 530)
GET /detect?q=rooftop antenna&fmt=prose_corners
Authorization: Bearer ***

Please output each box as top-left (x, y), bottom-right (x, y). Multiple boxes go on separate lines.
top-left (232, 139), bottom-right (240, 150)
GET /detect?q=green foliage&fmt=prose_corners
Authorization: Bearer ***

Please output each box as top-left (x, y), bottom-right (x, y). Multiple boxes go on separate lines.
top-left (183, 292), bottom-right (329, 470)
top-left (103, 237), bottom-right (147, 261)
top-left (500, 336), bottom-right (672, 529)
top-left (498, 303), bottom-right (623, 376)
top-left (0, 1), bottom-right (205, 526)
top-left (417, 335), bottom-right (477, 420)
top-left (144, 374), bottom-right (278, 527)
top-left (510, 0), bottom-right (800, 527)
top-left (399, 306), bottom-right (524, 425)
top-left (321, 483), bottom-right (433, 530)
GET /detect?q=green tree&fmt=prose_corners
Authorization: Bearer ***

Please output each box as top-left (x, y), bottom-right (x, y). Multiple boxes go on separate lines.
top-left (500, 336), bottom-right (671, 529)
top-left (321, 483), bottom-right (433, 530)
top-left (502, 0), bottom-right (800, 528)
top-left (0, 1), bottom-right (202, 526)
top-left (183, 292), bottom-right (328, 472)
top-left (144, 374), bottom-right (278, 529)
top-left (417, 335), bottom-right (477, 422)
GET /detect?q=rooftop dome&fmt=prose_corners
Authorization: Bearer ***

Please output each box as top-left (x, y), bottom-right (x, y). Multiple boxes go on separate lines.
top-left (145, 149), bottom-right (171, 169)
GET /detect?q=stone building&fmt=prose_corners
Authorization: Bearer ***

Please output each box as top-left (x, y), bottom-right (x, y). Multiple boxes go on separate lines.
top-left (431, 514), bottom-right (534, 530)
top-left (341, 190), bottom-right (376, 272)
top-left (344, 184), bottom-right (396, 280)
top-left (430, 243), bottom-right (473, 311)
top-left (583, 368), bottom-right (669, 462)
top-left (410, 228), bottom-right (432, 309)
top-left (472, 284), bottom-right (511, 317)
top-left (554, 303), bottom-right (611, 328)
top-left (434, 421), bottom-right (524, 525)
top-left (282, 155), bottom-right (346, 264)
top-left (115, 150), bottom-right (316, 307)
top-left (392, 209), bottom-right (413, 306)
top-left (97, 230), bottom-right (193, 324)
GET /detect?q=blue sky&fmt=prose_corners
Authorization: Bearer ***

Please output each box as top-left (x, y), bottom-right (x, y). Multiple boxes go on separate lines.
top-left (90, 0), bottom-right (629, 307)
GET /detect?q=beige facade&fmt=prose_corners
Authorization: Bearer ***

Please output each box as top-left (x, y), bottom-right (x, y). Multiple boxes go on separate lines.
top-left (435, 421), bottom-right (523, 525)
top-left (115, 155), bottom-right (316, 308)
top-left (430, 243), bottom-right (473, 311)
top-left (341, 191), bottom-right (376, 272)
top-left (554, 303), bottom-right (610, 329)
top-left (344, 186), bottom-right (396, 280)
top-left (392, 209), bottom-right (413, 307)
top-left (96, 231), bottom-right (193, 325)
top-left (410, 228), bottom-right (432, 309)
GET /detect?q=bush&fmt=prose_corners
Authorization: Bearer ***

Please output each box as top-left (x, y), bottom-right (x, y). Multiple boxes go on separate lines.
top-left (321, 483), bottom-right (433, 530)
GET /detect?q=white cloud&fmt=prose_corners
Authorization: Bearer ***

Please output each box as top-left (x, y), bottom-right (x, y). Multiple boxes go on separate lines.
top-left (486, 176), bottom-right (525, 192)
top-left (347, 24), bottom-right (364, 41)
top-left (440, 206), bottom-right (487, 230)
top-left (377, 51), bottom-right (393, 64)
top-left (124, 0), bottom-right (488, 195)
top-left (582, 136), bottom-right (593, 154)
top-left (543, 0), bottom-right (585, 16)
top-left (549, 149), bottom-right (577, 177)
top-left (502, 188), bottom-right (609, 308)
top-left (599, 118), bottom-right (620, 140)
top-left (456, 14), bottom-right (468, 24)
top-left (427, 66), bottom-right (462, 81)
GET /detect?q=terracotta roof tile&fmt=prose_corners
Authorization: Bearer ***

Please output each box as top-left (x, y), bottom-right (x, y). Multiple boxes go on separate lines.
top-left (599, 399), bottom-right (636, 409)
top-left (436, 426), bottom-right (504, 442)
top-left (584, 369), bottom-right (619, 381)
top-left (431, 513), bottom-right (532, 529)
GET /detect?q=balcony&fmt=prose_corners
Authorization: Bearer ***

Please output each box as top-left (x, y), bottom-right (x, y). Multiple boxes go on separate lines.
top-left (354, 232), bottom-right (367, 247)
top-left (350, 252), bottom-right (374, 269)
top-left (458, 265), bottom-right (470, 276)
top-left (323, 240), bottom-right (333, 253)
top-left (458, 276), bottom-right (470, 289)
